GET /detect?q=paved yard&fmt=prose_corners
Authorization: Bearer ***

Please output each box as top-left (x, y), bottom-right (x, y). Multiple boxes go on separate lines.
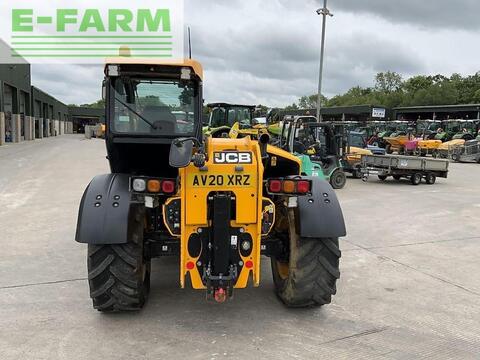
top-left (0, 135), bottom-right (479, 359)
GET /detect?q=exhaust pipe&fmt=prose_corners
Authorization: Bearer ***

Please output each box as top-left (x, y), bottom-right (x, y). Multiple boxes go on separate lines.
top-left (258, 129), bottom-right (270, 160)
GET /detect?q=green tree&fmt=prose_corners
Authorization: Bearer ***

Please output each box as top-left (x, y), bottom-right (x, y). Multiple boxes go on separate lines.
top-left (410, 82), bottom-right (458, 106)
top-left (374, 71), bottom-right (403, 93)
top-left (298, 94), bottom-right (328, 109)
top-left (403, 75), bottom-right (434, 94)
top-left (79, 99), bottom-right (105, 108)
top-left (284, 103), bottom-right (299, 111)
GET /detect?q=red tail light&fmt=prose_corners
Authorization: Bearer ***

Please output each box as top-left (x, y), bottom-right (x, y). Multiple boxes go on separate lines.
top-left (267, 178), bottom-right (312, 195)
top-left (162, 180), bottom-right (175, 194)
top-left (269, 180), bottom-right (282, 193)
top-left (130, 177), bottom-right (176, 194)
top-left (297, 180), bottom-right (311, 194)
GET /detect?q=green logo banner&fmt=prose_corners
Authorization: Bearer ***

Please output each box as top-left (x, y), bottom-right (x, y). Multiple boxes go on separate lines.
top-left (0, 0), bottom-right (184, 63)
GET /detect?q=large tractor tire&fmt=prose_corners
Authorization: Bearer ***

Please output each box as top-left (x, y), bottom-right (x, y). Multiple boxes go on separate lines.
top-left (271, 209), bottom-right (341, 308)
top-left (87, 206), bottom-right (150, 312)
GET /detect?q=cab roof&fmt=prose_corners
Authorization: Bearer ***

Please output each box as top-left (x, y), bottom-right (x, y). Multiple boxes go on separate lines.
top-left (104, 58), bottom-right (203, 80)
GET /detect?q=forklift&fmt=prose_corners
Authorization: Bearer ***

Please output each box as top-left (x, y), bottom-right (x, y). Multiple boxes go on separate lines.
top-left (279, 116), bottom-right (347, 189)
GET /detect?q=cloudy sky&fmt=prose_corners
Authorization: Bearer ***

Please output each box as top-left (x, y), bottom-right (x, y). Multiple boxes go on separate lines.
top-left (31, 0), bottom-right (480, 106)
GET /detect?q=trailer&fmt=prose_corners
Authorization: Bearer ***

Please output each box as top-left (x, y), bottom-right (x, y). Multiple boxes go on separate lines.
top-left (361, 154), bottom-right (449, 185)
top-left (451, 140), bottom-right (480, 163)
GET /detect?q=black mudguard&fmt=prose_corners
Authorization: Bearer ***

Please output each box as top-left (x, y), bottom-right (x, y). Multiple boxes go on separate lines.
top-left (296, 176), bottom-right (346, 238)
top-left (75, 173), bottom-right (134, 244)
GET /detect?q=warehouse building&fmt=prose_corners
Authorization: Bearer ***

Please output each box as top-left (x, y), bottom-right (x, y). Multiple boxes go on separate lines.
top-left (281, 105), bottom-right (392, 121)
top-left (0, 62), bottom-right (33, 144)
top-left (68, 106), bottom-right (104, 134)
top-left (393, 104), bottom-right (480, 121)
top-left (31, 86), bottom-right (71, 139)
top-left (0, 61), bottom-right (73, 146)
top-left (283, 104), bottom-right (480, 123)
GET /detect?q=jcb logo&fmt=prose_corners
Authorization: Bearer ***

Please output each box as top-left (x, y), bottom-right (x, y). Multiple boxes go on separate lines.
top-left (214, 152), bottom-right (252, 164)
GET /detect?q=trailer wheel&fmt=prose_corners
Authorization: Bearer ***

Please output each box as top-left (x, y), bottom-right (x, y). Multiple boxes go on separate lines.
top-left (271, 209), bottom-right (341, 308)
top-left (330, 169), bottom-right (346, 189)
top-left (411, 173), bottom-right (422, 186)
top-left (87, 206), bottom-right (150, 312)
top-left (426, 174), bottom-right (436, 185)
top-left (378, 175), bottom-right (388, 181)
top-left (393, 175), bottom-right (402, 181)
top-left (451, 153), bottom-right (460, 162)
top-left (352, 166), bottom-right (362, 179)
top-left (385, 145), bottom-right (393, 154)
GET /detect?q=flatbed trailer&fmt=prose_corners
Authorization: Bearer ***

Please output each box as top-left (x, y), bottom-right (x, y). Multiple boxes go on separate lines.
top-left (451, 140), bottom-right (480, 163)
top-left (361, 154), bottom-right (449, 185)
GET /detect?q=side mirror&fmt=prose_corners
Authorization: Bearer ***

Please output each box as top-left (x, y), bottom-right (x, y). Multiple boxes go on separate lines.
top-left (169, 139), bottom-right (194, 168)
top-left (101, 80), bottom-right (106, 100)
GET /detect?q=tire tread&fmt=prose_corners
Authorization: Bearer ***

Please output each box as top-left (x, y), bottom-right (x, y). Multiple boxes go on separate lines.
top-left (272, 235), bottom-right (341, 308)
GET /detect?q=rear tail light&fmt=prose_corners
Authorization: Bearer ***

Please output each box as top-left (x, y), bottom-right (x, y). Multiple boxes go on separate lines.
top-left (266, 178), bottom-right (312, 195)
top-left (296, 180), bottom-right (310, 194)
top-left (162, 180), bottom-right (175, 194)
top-left (147, 180), bottom-right (161, 193)
top-left (132, 178), bottom-right (146, 192)
top-left (131, 177), bottom-right (176, 194)
top-left (269, 180), bottom-right (282, 193)
top-left (282, 180), bottom-right (295, 193)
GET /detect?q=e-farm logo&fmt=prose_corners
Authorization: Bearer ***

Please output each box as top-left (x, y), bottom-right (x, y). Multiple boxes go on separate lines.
top-left (0, 0), bottom-right (184, 64)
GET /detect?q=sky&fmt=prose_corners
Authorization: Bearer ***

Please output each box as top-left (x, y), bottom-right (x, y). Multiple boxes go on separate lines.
top-left (30, 0), bottom-right (480, 107)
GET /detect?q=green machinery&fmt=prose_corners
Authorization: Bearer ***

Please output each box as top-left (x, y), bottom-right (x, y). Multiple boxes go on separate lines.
top-left (279, 116), bottom-right (346, 189)
top-left (451, 120), bottom-right (480, 140)
top-left (204, 103), bottom-right (256, 137)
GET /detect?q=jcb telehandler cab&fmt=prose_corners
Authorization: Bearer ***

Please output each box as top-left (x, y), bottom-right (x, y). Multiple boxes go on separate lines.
top-left (75, 58), bottom-right (346, 311)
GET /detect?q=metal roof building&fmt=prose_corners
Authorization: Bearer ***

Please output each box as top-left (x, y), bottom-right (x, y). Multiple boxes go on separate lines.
top-left (281, 105), bottom-right (392, 121)
top-left (394, 104), bottom-right (480, 121)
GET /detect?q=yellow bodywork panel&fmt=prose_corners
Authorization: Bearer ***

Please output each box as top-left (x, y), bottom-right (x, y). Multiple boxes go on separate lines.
top-left (438, 139), bottom-right (465, 151)
top-left (417, 139), bottom-right (442, 150)
top-left (178, 137), bottom-right (265, 289)
top-left (384, 135), bottom-right (411, 147)
top-left (265, 144), bottom-right (302, 168)
top-left (346, 147), bottom-right (372, 164)
top-left (228, 122), bottom-right (271, 140)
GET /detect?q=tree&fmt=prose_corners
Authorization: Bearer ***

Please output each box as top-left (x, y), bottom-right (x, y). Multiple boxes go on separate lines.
top-left (403, 75), bottom-right (434, 94)
top-left (284, 103), bottom-right (299, 111)
top-left (298, 94), bottom-right (328, 109)
top-left (255, 104), bottom-right (269, 113)
top-left (139, 95), bottom-right (161, 107)
top-left (473, 89), bottom-right (480, 103)
top-left (374, 71), bottom-right (403, 93)
top-left (410, 82), bottom-right (458, 106)
top-left (81, 99), bottom-right (105, 108)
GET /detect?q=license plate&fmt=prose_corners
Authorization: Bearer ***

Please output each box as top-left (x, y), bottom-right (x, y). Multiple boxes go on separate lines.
top-left (189, 174), bottom-right (252, 187)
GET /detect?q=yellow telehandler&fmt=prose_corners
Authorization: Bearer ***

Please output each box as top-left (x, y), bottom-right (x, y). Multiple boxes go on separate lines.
top-left (75, 58), bottom-right (346, 310)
